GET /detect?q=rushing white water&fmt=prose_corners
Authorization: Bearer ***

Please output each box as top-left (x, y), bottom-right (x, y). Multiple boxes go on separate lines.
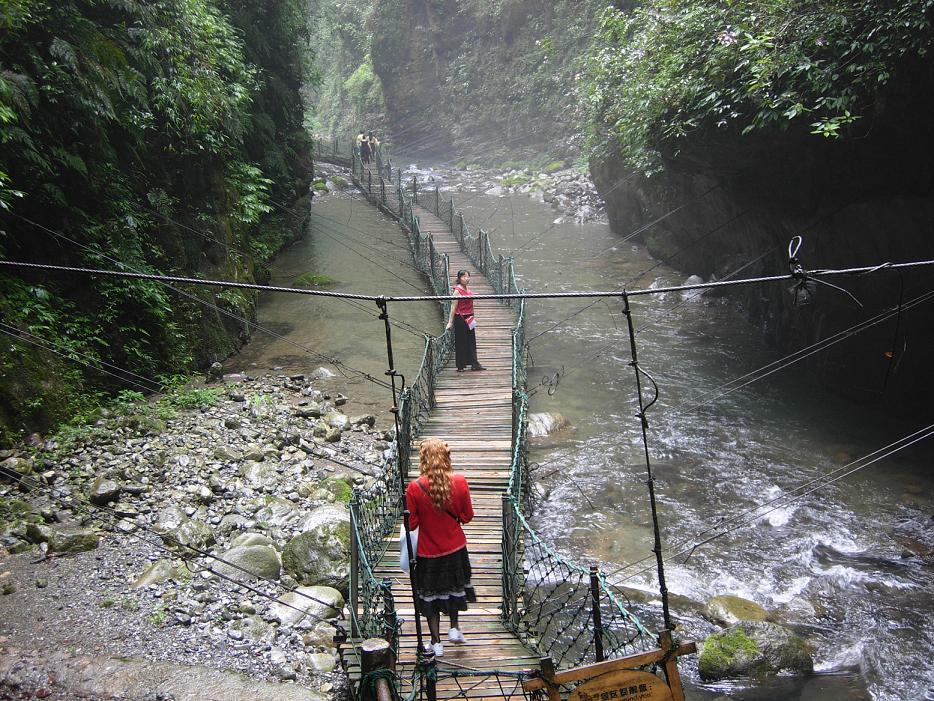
top-left (240, 170), bottom-right (934, 701)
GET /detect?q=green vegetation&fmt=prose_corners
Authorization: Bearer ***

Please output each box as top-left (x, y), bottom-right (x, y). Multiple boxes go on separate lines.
top-left (587, 0), bottom-right (934, 173)
top-left (499, 173), bottom-right (532, 188)
top-left (148, 606), bottom-right (168, 626)
top-left (294, 272), bottom-right (339, 288)
top-left (0, 0), bottom-right (316, 443)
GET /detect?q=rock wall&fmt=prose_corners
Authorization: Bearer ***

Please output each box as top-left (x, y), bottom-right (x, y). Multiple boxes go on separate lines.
top-left (370, 0), bottom-right (604, 162)
top-left (591, 85), bottom-right (934, 411)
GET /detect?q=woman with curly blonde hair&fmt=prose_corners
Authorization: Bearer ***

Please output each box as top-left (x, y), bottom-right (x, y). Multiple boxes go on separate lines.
top-left (405, 437), bottom-right (475, 657)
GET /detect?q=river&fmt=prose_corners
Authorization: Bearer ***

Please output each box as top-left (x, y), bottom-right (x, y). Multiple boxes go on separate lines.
top-left (237, 168), bottom-right (934, 701)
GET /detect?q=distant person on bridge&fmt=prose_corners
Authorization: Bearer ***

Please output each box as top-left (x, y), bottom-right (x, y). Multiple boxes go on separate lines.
top-left (406, 438), bottom-right (475, 658)
top-left (355, 130), bottom-right (365, 158)
top-left (360, 135), bottom-right (371, 164)
top-left (367, 131), bottom-right (380, 159)
top-left (446, 270), bottom-right (486, 371)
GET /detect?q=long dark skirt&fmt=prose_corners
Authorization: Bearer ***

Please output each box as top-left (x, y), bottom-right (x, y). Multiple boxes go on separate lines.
top-left (416, 547), bottom-right (475, 617)
top-left (453, 314), bottom-right (479, 370)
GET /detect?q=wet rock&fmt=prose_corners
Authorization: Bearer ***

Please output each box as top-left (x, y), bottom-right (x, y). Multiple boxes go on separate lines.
top-left (699, 621), bottom-right (813, 681)
top-left (48, 527), bottom-right (100, 553)
top-left (704, 594), bottom-right (769, 626)
top-left (88, 476), bottom-right (122, 505)
top-left (214, 544), bottom-right (281, 582)
top-left (527, 412), bottom-right (570, 437)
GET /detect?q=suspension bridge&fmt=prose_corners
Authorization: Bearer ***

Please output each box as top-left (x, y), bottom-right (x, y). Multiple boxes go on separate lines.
top-left (314, 139), bottom-right (693, 701)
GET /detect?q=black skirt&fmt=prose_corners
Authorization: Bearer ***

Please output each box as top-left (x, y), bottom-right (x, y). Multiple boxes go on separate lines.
top-left (453, 314), bottom-right (479, 370)
top-left (415, 547), bottom-right (475, 616)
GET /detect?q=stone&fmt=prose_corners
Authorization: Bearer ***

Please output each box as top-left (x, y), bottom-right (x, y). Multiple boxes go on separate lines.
top-left (132, 559), bottom-right (179, 589)
top-left (324, 412), bottom-right (348, 430)
top-left (281, 513), bottom-right (351, 591)
top-left (310, 367), bottom-right (335, 380)
top-left (24, 522), bottom-right (53, 544)
top-left (206, 361), bottom-right (223, 381)
top-left (321, 477), bottom-right (353, 504)
top-left (350, 415), bottom-right (376, 428)
top-left (698, 621), bottom-right (813, 681)
top-left (323, 427), bottom-right (341, 443)
top-left (229, 532), bottom-right (279, 550)
top-left (48, 527), bottom-right (99, 553)
top-left (1, 456), bottom-right (33, 476)
top-left (302, 622), bottom-right (339, 648)
top-left (527, 412), bottom-right (570, 437)
top-left (213, 445), bottom-right (241, 462)
top-left (305, 652), bottom-right (336, 673)
top-left (704, 595), bottom-right (769, 626)
top-left (163, 518), bottom-right (215, 552)
top-left (240, 462), bottom-right (280, 490)
top-left (228, 614), bottom-right (276, 643)
top-left (292, 402), bottom-right (324, 419)
top-left (251, 496), bottom-right (300, 529)
top-left (269, 586), bottom-right (344, 628)
top-left (214, 544), bottom-right (281, 581)
top-left (88, 476), bottom-right (122, 505)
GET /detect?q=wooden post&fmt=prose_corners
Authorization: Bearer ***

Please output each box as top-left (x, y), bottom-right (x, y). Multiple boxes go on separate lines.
top-left (360, 637), bottom-right (395, 701)
top-left (412, 175), bottom-right (418, 201)
top-left (589, 565), bottom-right (605, 662)
top-left (539, 657), bottom-right (561, 701)
top-left (659, 629), bottom-right (686, 701)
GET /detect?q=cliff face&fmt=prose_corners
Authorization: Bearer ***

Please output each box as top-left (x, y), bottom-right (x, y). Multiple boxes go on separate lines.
top-left (591, 83), bottom-right (934, 410)
top-left (370, 0), bottom-right (603, 162)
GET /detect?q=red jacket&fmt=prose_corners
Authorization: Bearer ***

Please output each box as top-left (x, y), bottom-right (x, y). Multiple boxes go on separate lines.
top-left (406, 473), bottom-right (474, 557)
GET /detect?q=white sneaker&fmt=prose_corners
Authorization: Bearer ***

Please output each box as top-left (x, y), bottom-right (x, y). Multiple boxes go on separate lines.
top-left (448, 627), bottom-right (465, 644)
top-left (432, 642), bottom-right (444, 657)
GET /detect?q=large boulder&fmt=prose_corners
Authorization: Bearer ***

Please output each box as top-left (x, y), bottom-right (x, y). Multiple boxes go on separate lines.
top-left (214, 545), bottom-right (281, 582)
top-left (1, 456), bottom-right (34, 476)
top-left (527, 412), bottom-right (570, 438)
top-left (269, 585), bottom-right (344, 628)
top-left (704, 594), bottom-right (769, 626)
top-left (48, 527), bottom-right (100, 553)
top-left (699, 621), bottom-right (813, 681)
top-left (161, 517), bottom-right (215, 552)
top-left (281, 511), bottom-right (351, 591)
top-left (251, 496), bottom-right (300, 529)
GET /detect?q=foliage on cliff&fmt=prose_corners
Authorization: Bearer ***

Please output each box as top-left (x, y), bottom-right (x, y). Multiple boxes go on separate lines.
top-left (0, 0), bottom-right (315, 442)
top-left (306, 0), bottom-right (387, 138)
top-left (588, 0), bottom-right (934, 173)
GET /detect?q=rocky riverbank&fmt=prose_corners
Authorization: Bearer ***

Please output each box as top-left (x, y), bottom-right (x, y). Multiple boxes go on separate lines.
top-left (402, 162), bottom-right (607, 225)
top-left (0, 370), bottom-right (388, 699)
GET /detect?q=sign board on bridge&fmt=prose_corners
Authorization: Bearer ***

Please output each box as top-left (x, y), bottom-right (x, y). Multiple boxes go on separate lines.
top-left (570, 670), bottom-right (673, 701)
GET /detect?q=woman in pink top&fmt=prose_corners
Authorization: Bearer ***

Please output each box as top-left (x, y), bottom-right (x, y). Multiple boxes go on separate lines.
top-left (445, 270), bottom-right (486, 372)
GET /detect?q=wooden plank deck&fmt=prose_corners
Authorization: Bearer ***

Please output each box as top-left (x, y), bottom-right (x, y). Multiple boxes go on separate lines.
top-left (338, 172), bottom-right (532, 700)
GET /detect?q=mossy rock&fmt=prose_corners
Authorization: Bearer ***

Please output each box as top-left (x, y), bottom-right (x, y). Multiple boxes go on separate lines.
top-left (312, 179), bottom-right (329, 192)
top-left (542, 160), bottom-right (566, 174)
top-left (699, 622), bottom-right (813, 681)
top-left (294, 272), bottom-right (338, 288)
top-left (704, 594), bottom-right (769, 626)
top-left (322, 476), bottom-right (353, 503)
top-left (329, 176), bottom-right (348, 190)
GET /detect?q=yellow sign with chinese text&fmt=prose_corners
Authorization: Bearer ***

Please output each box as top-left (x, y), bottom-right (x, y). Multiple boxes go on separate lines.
top-left (569, 670), bottom-right (673, 701)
